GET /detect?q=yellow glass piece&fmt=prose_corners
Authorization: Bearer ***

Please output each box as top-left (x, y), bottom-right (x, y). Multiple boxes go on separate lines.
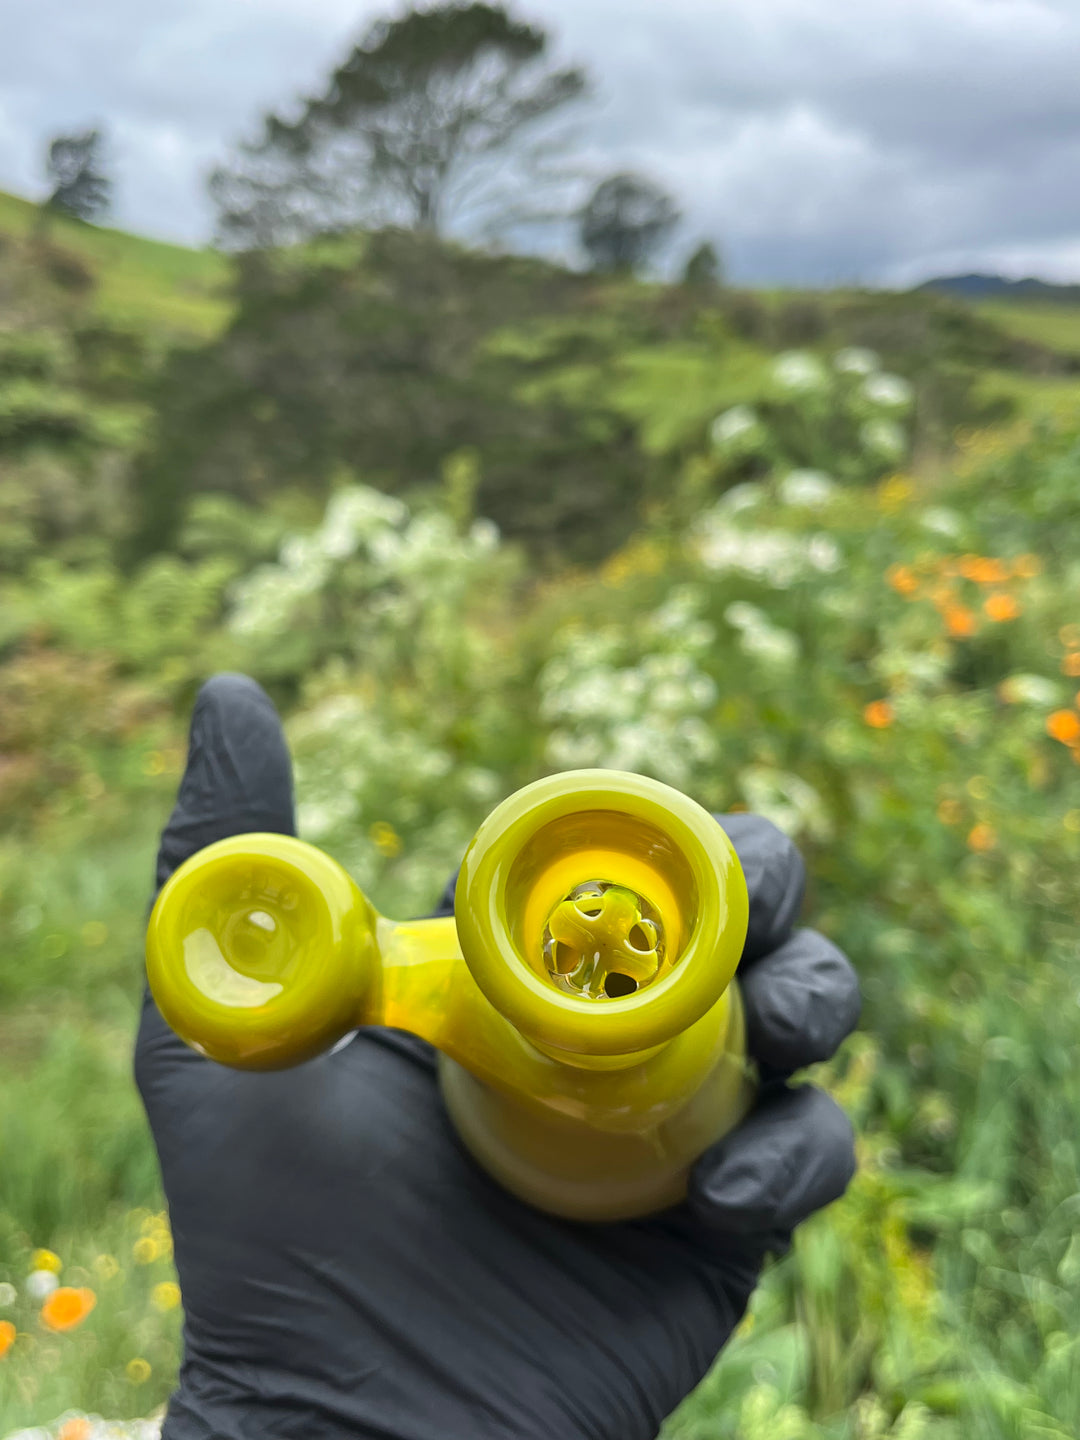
top-left (145, 769), bottom-right (756, 1219)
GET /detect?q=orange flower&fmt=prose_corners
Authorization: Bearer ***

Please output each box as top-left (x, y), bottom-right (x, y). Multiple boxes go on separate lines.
top-left (887, 564), bottom-right (919, 596)
top-left (1012, 554), bottom-right (1041, 578)
top-left (984, 592), bottom-right (1020, 622)
top-left (960, 556), bottom-right (1009, 585)
top-left (944, 605), bottom-right (976, 637)
top-left (863, 699), bottom-right (894, 729)
top-left (967, 823), bottom-right (997, 852)
top-left (1063, 652), bottom-right (1080, 678)
top-left (40, 1286), bottom-right (96, 1333)
top-left (1047, 710), bottom-right (1080, 745)
top-left (0, 1320), bottom-right (15, 1358)
top-left (59, 1420), bottom-right (93, 1440)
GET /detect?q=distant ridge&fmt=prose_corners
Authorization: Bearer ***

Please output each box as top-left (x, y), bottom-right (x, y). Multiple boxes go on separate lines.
top-left (919, 273), bottom-right (1080, 304)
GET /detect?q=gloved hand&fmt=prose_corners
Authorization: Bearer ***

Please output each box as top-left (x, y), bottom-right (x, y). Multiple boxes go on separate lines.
top-left (136, 675), bottom-right (861, 1440)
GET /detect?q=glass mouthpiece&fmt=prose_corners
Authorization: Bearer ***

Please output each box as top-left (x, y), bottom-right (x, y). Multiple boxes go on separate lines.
top-left (542, 881), bottom-right (666, 999)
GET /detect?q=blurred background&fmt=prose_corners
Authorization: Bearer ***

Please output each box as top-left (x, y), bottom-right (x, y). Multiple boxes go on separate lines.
top-left (1, 1), bottom-right (1079, 1435)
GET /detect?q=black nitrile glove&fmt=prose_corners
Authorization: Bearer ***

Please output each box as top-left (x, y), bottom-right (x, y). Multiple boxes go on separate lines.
top-left (136, 675), bottom-right (861, 1440)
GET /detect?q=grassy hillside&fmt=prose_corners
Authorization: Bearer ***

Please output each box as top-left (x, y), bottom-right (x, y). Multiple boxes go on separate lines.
top-left (0, 189), bottom-right (231, 340)
top-left (975, 299), bottom-right (1080, 357)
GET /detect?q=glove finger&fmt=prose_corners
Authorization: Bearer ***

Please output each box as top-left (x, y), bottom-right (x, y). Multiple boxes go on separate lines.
top-left (714, 813), bottom-right (806, 966)
top-left (740, 927), bottom-right (861, 1074)
top-left (687, 1083), bottom-right (857, 1241)
top-left (153, 673), bottom-right (295, 898)
top-left (432, 867), bottom-right (458, 919)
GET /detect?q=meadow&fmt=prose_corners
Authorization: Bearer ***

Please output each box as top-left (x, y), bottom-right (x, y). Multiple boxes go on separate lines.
top-left (1, 203), bottom-right (1079, 1439)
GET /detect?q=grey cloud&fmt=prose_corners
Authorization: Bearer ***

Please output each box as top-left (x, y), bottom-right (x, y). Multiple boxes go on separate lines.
top-left (0, 0), bottom-right (1078, 282)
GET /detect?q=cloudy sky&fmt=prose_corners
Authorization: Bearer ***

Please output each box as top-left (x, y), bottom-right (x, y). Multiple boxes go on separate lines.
top-left (2, 0), bottom-right (1080, 285)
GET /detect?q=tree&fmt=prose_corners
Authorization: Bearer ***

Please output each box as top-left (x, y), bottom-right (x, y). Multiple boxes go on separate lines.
top-left (681, 240), bottom-right (723, 289)
top-left (579, 172), bottom-right (680, 275)
top-left (43, 129), bottom-right (111, 222)
top-left (209, 2), bottom-right (589, 249)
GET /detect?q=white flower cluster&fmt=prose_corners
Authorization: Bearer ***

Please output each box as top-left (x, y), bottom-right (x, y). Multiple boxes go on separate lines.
top-left (288, 690), bottom-right (500, 912)
top-left (863, 372), bottom-right (913, 409)
top-left (709, 404), bottom-right (762, 452)
top-left (738, 765), bottom-right (833, 842)
top-left (920, 507), bottom-right (963, 538)
top-left (2, 1420), bottom-right (161, 1440)
top-left (539, 590), bottom-right (720, 790)
top-left (696, 512), bottom-right (842, 587)
top-left (860, 417), bottom-right (908, 460)
top-left (724, 602), bottom-right (800, 668)
top-left (779, 469), bottom-right (836, 509)
top-left (716, 482), bottom-right (765, 515)
top-left (772, 351), bottom-right (828, 391)
top-left (834, 347), bottom-right (880, 375)
top-left (228, 485), bottom-right (499, 639)
top-left (998, 673), bottom-right (1062, 707)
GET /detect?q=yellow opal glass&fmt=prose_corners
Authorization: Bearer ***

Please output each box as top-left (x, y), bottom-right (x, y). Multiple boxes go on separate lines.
top-left (145, 769), bottom-right (756, 1219)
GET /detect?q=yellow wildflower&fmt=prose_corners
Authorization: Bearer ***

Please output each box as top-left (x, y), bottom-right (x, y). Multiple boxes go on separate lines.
top-left (1047, 711), bottom-right (1080, 746)
top-left (40, 1287), bottom-right (96, 1332)
top-left (961, 556), bottom-right (1009, 585)
top-left (863, 700), bottom-right (894, 729)
top-left (58, 1420), bottom-right (93, 1440)
top-left (984, 592), bottom-right (1019, 622)
top-left (152, 1282), bottom-right (182, 1312)
top-left (944, 605), bottom-right (976, 637)
top-left (887, 564), bottom-right (919, 596)
top-left (369, 822), bottom-right (402, 858)
top-left (31, 1249), bottom-right (62, 1274)
top-left (126, 1357), bottom-right (152, 1385)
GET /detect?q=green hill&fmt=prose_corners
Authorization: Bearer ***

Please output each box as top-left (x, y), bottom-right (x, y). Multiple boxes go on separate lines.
top-left (0, 189), bottom-right (231, 340)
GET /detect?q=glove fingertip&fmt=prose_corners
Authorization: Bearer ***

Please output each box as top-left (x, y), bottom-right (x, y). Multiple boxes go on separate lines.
top-left (688, 1084), bottom-right (857, 1240)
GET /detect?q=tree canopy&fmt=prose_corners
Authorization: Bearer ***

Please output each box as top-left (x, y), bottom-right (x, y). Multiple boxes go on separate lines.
top-left (579, 172), bottom-right (680, 275)
top-left (43, 129), bottom-right (111, 223)
top-left (209, 2), bottom-right (588, 249)
top-left (682, 240), bottom-right (723, 289)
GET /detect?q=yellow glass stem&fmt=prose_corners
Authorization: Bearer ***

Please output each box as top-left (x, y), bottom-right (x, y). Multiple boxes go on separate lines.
top-left (145, 769), bottom-right (757, 1219)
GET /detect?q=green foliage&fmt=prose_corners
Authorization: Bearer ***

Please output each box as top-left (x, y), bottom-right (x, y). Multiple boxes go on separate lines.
top-left (126, 230), bottom-right (1080, 575)
top-left (131, 232), bottom-right (669, 564)
top-left (4, 207), bottom-right (1080, 1436)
